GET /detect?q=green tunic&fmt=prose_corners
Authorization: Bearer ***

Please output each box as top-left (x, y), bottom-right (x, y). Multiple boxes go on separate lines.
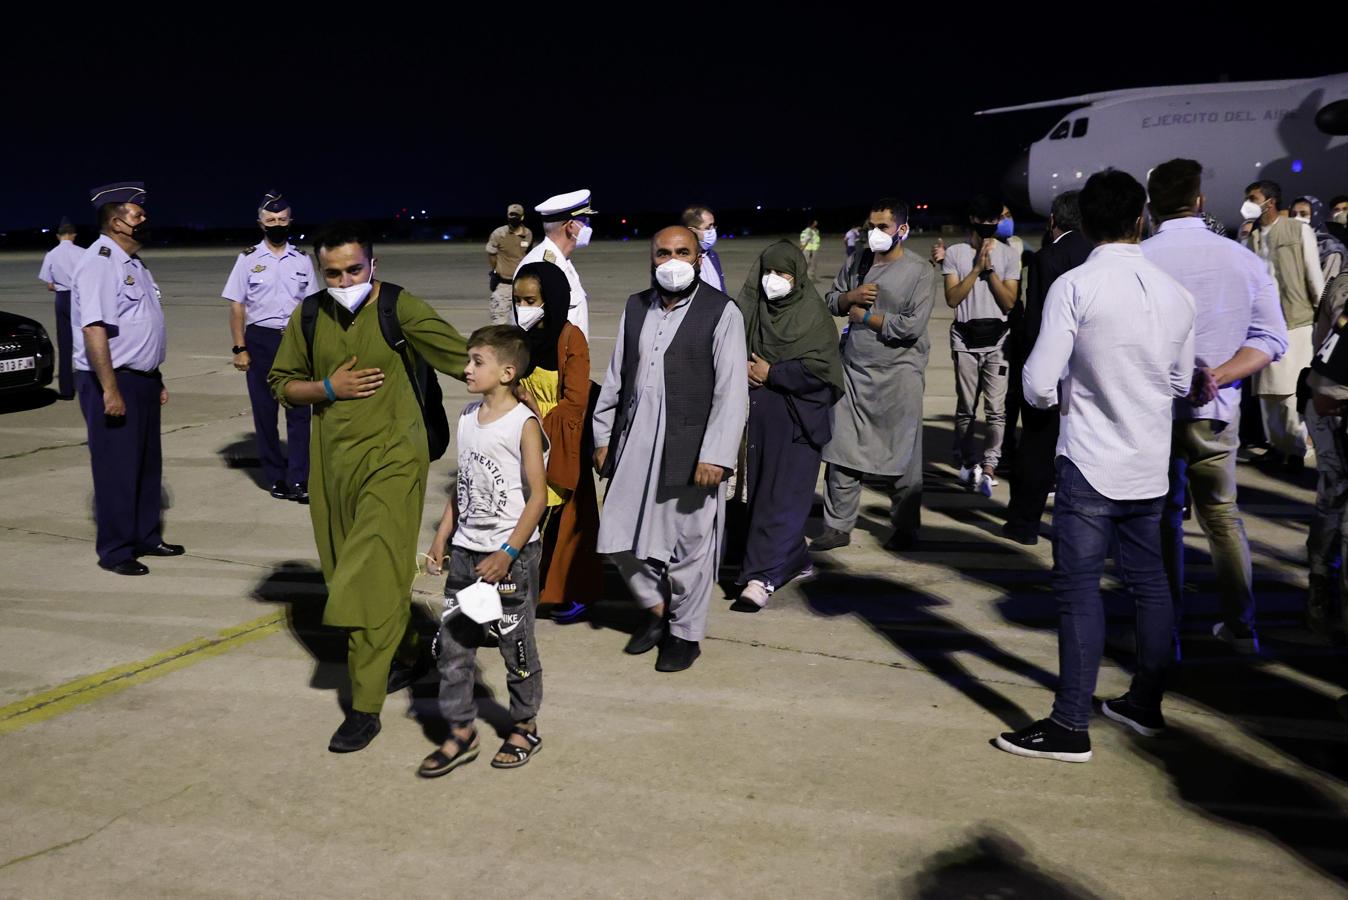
top-left (269, 285), bottom-right (467, 631)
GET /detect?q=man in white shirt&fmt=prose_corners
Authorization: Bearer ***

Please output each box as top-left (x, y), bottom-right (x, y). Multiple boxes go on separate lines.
top-left (994, 169), bottom-right (1196, 764)
top-left (1142, 160), bottom-right (1287, 656)
top-left (515, 189), bottom-right (594, 340)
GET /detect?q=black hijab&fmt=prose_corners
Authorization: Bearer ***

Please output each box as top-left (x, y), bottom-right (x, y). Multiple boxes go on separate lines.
top-left (512, 261), bottom-right (571, 373)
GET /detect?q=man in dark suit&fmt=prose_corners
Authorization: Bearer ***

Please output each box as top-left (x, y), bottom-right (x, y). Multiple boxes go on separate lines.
top-left (1002, 191), bottom-right (1093, 545)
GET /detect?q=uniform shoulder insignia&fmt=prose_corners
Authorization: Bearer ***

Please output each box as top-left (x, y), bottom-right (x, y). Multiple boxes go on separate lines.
top-left (543, 250), bottom-right (557, 263)
top-left (98, 246), bottom-right (111, 257)
top-left (242, 246), bottom-right (256, 255)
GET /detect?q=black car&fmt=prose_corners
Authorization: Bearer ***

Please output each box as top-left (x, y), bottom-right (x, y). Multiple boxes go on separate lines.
top-left (0, 310), bottom-right (55, 394)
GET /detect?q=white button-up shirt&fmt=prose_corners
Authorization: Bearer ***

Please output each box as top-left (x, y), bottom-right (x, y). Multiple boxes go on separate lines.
top-left (1023, 242), bottom-right (1195, 500)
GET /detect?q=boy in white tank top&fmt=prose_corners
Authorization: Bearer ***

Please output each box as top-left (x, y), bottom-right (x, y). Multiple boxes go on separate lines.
top-left (420, 325), bottom-right (549, 776)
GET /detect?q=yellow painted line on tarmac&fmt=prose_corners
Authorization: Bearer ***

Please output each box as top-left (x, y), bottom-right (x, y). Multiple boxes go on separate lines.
top-left (0, 612), bottom-right (285, 736)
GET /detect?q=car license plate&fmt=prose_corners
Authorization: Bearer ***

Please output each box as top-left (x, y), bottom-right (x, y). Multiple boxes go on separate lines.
top-left (0, 357), bottom-right (35, 373)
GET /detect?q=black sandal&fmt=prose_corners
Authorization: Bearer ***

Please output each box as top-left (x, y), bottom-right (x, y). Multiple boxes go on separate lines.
top-left (491, 724), bottom-right (542, 769)
top-left (417, 727), bottom-right (479, 778)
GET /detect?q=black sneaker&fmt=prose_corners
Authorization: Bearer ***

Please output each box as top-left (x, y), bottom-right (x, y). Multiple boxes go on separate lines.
top-left (1101, 696), bottom-right (1166, 737)
top-left (290, 481), bottom-right (310, 505)
top-left (994, 718), bottom-right (1092, 763)
top-left (270, 481), bottom-right (291, 500)
top-left (809, 527), bottom-right (850, 552)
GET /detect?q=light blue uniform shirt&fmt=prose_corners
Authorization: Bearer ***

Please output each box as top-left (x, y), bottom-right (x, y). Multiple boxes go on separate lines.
top-left (222, 242), bottom-right (316, 329)
top-left (71, 235), bottom-right (166, 372)
top-left (38, 240), bottom-right (85, 291)
top-left (1141, 217), bottom-right (1287, 424)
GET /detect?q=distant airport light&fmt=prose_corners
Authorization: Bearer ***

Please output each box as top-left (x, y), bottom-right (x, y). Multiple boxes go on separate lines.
top-left (1292, 159), bottom-right (1304, 173)
top-left (756, 205), bottom-right (762, 210)
top-left (40, 228), bottom-right (49, 233)
top-left (621, 218), bottom-right (627, 224)
top-left (442, 234), bottom-right (450, 241)
top-left (1255, 162), bottom-right (1262, 168)
top-left (1051, 172), bottom-right (1059, 179)
top-left (1075, 171), bottom-right (1084, 179)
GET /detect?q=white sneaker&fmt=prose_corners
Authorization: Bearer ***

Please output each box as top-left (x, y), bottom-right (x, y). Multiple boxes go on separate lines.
top-left (978, 471), bottom-right (998, 498)
top-left (738, 580), bottom-right (771, 609)
top-left (958, 464), bottom-right (982, 488)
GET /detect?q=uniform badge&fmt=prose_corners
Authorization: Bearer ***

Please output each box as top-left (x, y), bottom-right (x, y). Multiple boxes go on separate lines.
top-left (243, 246), bottom-right (256, 255)
top-left (543, 250), bottom-right (557, 263)
top-left (251, 264), bottom-right (267, 273)
top-left (124, 275), bottom-right (136, 285)
top-left (98, 246), bottom-right (111, 258)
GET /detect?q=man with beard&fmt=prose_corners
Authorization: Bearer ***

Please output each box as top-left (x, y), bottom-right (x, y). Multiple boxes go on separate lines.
top-left (222, 190), bottom-right (317, 502)
top-left (593, 226), bottom-right (747, 672)
top-left (268, 221), bottom-right (470, 753)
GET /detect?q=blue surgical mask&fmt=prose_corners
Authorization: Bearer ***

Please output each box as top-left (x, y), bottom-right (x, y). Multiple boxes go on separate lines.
top-left (996, 217), bottom-right (1015, 239)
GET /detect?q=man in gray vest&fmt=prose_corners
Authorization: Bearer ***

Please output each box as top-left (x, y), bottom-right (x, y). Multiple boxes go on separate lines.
top-left (1243, 179), bottom-right (1325, 470)
top-left (592, 226), bottom-right (748, 672)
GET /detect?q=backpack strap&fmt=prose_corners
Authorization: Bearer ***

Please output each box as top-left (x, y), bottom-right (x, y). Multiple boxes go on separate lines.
top-left (300, 292), bottom-right (322, 374)
top-left (376, 284), bottom-right (425, 406)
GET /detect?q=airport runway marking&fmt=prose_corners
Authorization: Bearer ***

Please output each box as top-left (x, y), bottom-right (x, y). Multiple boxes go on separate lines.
top-left (0, 612), bottom-right (285, 736)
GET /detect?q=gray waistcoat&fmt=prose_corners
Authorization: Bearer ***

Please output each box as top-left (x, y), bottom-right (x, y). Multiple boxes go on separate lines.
top-left (606, 285), bottom-right (730, 487)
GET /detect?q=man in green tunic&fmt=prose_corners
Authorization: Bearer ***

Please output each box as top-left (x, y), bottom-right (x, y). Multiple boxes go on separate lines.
top-left (269, 222), bottom-right (468, 752)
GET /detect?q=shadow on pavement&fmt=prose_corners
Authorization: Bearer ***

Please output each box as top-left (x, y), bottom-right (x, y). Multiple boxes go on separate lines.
top-left (217, 437), bottom-right (270, 490)
top-left (899, 828), bottom-right (1104, 899)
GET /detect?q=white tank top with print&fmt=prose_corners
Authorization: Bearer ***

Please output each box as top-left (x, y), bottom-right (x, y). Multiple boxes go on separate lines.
top-left (452, 401), bottom-right (546, 553)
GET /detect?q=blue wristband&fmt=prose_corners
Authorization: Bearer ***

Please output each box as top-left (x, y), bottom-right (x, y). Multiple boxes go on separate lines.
top-left (499, 543), bottom-right (520, 561)
top-left (323, 377), bottom-right (337, 402)
top-left (862, 308), bottom-right (873, 325)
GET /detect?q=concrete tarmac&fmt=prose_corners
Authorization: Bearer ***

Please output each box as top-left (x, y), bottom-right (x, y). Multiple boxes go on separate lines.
top-left (1, 236), bottom-right (1346, 898)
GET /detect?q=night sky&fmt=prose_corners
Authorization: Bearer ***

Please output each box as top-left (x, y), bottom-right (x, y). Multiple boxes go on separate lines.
top-left (3, 15), bottom-right (1338, 230)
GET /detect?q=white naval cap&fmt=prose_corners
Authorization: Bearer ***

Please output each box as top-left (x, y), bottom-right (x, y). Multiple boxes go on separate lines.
top-left (535, 188), bottom-right (597, 222)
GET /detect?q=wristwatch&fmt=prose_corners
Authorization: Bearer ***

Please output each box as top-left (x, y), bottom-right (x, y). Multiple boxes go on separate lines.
top-left (232, 345), bottom-right (247, 354)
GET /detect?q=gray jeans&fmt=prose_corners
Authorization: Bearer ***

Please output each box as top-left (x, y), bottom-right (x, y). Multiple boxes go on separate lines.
top-left (436, 541), bottom-right (542, 726)
top-left (952, 344), bottom-right (1008, 471)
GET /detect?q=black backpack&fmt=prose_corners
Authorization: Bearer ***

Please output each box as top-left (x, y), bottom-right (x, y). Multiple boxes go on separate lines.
top-left (300, 283), bottom-right (451, 461)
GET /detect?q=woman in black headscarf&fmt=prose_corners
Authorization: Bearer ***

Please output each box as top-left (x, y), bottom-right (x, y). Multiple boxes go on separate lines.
top-left (732, 241), bottom-right (844, 611)
top-left (513, 262), bottom-right (601, 623)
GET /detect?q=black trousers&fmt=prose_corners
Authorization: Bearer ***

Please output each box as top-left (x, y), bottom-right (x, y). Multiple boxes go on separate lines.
top-left (1005, 405), bottom-right (1059, 533)
top-left (77, 370), bottom-right (163, 566)
top-left (54, 290), bottom-right (74, 399)
top-left (245, 324), bottom-right (310, 485)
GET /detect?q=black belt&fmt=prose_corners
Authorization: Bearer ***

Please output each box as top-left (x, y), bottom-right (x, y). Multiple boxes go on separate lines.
top-left (114, 366), bottom-right (163, 380)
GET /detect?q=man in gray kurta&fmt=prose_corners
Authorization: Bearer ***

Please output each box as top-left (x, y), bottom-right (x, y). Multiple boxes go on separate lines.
top-left (811, 200), bottom-right (937, 553)
top-left (593, 227), bottom-right (748, 672)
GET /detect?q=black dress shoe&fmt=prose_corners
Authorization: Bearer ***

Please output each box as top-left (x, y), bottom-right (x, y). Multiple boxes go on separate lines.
top-left (270, 481), bottom-right (291, 499)
top-left (328, 711), bottom-right (381, 753)
top-left (623, 613), bottom-right (666, 655)
top-left (290, 481), bottom-right (310, 505)
top-left (137, 542), bottom-right (185, 557)
top-left (882, 531), bottom-right (919, 552)
top-left (386, 655), bottom-right (431, 694)
top-left (655, 634), bottom-right (701, 672)
top-left (809, 527), bottom-right (850, 552)
top-left (1000, 523), bottom-right (1040, 546)
top-left (100, 560), bottom-right (149, 576)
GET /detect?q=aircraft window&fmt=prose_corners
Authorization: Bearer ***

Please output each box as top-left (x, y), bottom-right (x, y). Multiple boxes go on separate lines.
top-left (1072, 117), bottom-right (1090, 138)
top-left (1049, 121), bottom-right (1070, 140)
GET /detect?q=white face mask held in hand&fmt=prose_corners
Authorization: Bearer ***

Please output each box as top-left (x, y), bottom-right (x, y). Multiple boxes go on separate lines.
top-left (455, 579), bottom-right (503, 624)
top-left (655, 259), bottom-right (696, 293)
top-left (761, 271), bottom-right (793, 300)
top-left (514, 305), bottom-right (545, 331)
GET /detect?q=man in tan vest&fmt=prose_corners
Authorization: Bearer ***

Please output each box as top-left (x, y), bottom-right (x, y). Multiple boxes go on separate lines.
top-left (1243, 179), bottom-right (1325, 469)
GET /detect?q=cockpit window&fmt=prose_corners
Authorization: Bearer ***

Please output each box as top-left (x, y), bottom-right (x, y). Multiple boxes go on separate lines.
top-left (1049, 121), bottom-right (1070, 140)
top-left (1072, 117), bottom-right (1090, 138)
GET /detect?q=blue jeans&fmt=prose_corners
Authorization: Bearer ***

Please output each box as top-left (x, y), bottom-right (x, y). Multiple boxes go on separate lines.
top-left (1050, 457), bottom-right (1173, 731)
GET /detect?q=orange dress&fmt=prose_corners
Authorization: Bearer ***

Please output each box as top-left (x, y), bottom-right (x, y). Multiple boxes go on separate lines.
top-left (535, 323), bottom-right (602, 606)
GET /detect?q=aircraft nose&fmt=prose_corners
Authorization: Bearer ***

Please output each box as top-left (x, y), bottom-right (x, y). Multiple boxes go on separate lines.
top-left (1003, 150), bottom-right (1031, 212)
